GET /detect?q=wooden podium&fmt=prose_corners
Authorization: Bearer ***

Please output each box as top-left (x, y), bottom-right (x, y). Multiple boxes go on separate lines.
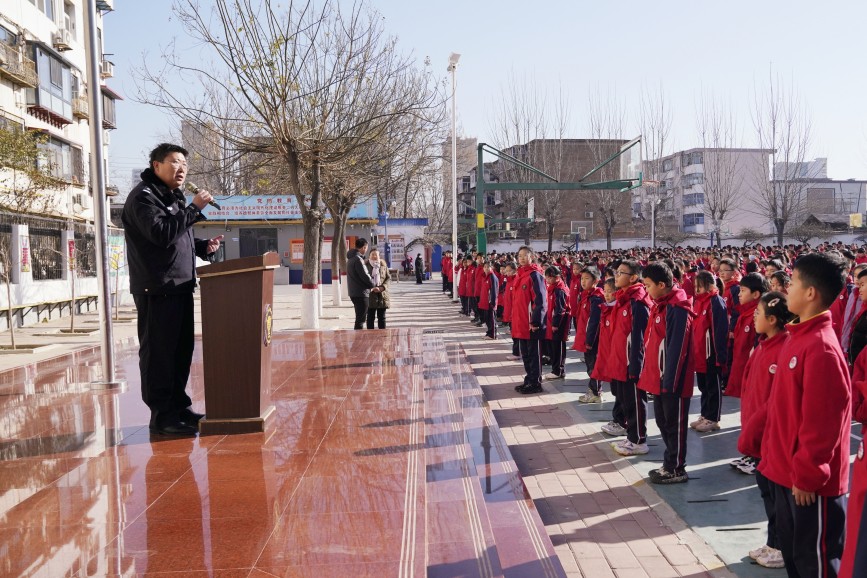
top-left (195, 252), bottom-right (279, 435)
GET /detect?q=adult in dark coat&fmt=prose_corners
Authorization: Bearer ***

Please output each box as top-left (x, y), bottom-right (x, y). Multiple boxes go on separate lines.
top-left (346, 238), bottom-right (375, 329)
top-left (365, 248), bottom-right (391, 329)
top-left (122, 143), bottom-right (222, 436)
top-left (415, 253), bottom-right (424, 284)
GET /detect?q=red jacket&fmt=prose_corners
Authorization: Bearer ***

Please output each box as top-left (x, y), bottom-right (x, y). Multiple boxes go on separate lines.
top-left (545, 278), bottom-right (571, 341)
top-left (568, 275), bottom-right (581, 315)
top-left (842, 346), bottom-right (867, 578)
top-left (737, 330), bottom-right (789, 458)
top-left (637, 288), bottom-right (695, 397)
top-left (604, 283), bottom-right (652, 382)
top-left (442, 257), bottom-right (453, 281)
top-left (758, 311), bottom-right (851, 497)
top-left (691, 290), bottom-right (729, 373)
top-left (830, 284), bottom-right (851, 343)
top-left (723, 278), bottom-right (741, 332)
top-left (572, 286), bottom-right (604, 352)
top-left (725, 298), bottom-right (759, 398)
top-left (681, 272), bottom-right (696, 298)
top-left (510, 264), bottom-right (547, 340)
top-left (458, 264), bottom-right (473, 297)
top-left (473, 262), bottom-right (485, 298)
top-left (502, 276), bottom-right (513, 323)
top-left (478, 271), bottom-right (497, 311)
top-left (591, 301), bottom-right (616, 382)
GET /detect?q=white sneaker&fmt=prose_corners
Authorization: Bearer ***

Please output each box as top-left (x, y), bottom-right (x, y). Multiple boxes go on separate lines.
top-left (578, 392), bottom-right (602, 404)
top-left (694, 419), bottom-right (720, 433)
top-left (729, 456), bottom-right (748, 468)
top-left (689, 417), bottom-right (705, 429)
top-left (507, 355), bottom-right (522, 361)
top-left (737, 457), bottom-right (757, 475)
top-left (757, 548), bottom-right (785, 569)
top-left (601, 421), bottom-right (627, 436)
top-left (748, 544), bottom-right (774, 560)
top-left (613, 440), bottom-right (649, 456)
top-left (544, 372), bottom-right (564, 381)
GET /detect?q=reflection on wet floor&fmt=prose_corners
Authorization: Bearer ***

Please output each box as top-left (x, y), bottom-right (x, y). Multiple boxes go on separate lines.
top-left (0, 329), bottom-right (563, 577)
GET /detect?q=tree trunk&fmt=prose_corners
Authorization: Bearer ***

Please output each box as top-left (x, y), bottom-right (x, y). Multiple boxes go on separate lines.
top-left (69, 267), bottom-right (75, 332)
top-left (547, 222), bottom-right (554, 253)
top-left (5, 274), bottom-right (14, 350)
top-left (331, 212), bottom-right (347, 306)
top-left (300, 155), bottom-right (324, 329)
top-left (606, 227), bottom-right (613, 250)
top-left (775, 219), bottom-right (785, 246)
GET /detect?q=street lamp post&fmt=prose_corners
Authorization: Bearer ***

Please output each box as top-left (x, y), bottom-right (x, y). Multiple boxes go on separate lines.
top-left (448, 52), bottom-right (460, 303)
top-left (383, 209), bottom-right (390, 268)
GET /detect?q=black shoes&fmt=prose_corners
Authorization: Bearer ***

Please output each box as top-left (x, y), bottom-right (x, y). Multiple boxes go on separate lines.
top-left (649, 468), bottom-right (688, 484)
top-left (150, 421), bottom-right (198, 436)
top-left (180, 407), bottom-right (205, 424)
top-left (518, 383), bottom-right (543, 395)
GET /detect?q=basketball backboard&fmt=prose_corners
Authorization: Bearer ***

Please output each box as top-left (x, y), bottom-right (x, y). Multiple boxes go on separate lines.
top-left (619, 136), bottom-right (642, 183)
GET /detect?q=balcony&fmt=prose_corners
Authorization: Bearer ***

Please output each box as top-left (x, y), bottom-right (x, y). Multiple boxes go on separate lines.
top-left (95, 0), bottom-right (114, 10)
top-left (72, 95), bottom-right (89, 120)
top-left (105, 184), bottom-right (119, 197)
top-left (0, 43), bottom-right (38, 88)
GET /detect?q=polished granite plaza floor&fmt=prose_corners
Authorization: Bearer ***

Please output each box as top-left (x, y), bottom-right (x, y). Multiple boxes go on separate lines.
top-left (0, 327), bottom-right (563, 577)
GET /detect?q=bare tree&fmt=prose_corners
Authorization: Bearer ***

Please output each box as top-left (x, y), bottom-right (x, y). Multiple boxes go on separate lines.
top-left (0, 125), bottom-right (59, 216)
top-left (638, 84), bottom-right (674, 247)
top-left (587, 87), bottom-right (628, 249)
top-left (695, 94), bottom-right (741, 245)
top-left (134, 0), bottom-right (443, 328)
top-left (751, 72), bottom-right (815, 245)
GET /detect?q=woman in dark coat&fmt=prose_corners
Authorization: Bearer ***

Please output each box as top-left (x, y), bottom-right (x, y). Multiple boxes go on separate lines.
top-left (366, 249), bottom-right (391, 328)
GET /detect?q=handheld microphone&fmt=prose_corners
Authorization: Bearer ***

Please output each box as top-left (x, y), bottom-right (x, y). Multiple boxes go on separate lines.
top-left (185, 182), bottom-right (221, 210)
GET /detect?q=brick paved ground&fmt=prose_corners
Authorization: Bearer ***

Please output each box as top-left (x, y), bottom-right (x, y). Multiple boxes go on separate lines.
top-left (388, 282), bottom-right (736, 578)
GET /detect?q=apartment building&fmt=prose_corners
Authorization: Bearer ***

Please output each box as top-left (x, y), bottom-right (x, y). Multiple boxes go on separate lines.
top-left (633, 147), bottom-right (774, 242)
top-left (0, 0), bottom-right (122, 324)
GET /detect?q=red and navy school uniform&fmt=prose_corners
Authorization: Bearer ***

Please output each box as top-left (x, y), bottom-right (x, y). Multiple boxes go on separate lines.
top-left (590, 300), bottom-right (616, 384)
top-left (637, 288), bottom-right (695, 475)
top-left (681, 271), bottom-right (696, 298)
top-left (691, 288), bottom-right (729, 421)
top-left (544, 278), bottom-right (571, 377)
top-left (472, 263), bottom-right (486, 320)
top-left (723, 278), bottom-right (741, 332)
top-left (572, 286), bottom-right (605, 396)
top-left (738, 330), bottom-right (789, 554)
top-left (606, 283), bottom-right (652, 445)
top-left (758, 312), bottom-right (850, 577)
top-left (831, 282), bottom-right (853, 344)
top-left (459, 263), bottom-right (473, 316)
top-left (495, 270), bottom-right (506, 320)
top-left (511, 264), bottom-right (547, 388)
top-left (442, 256), bottom-right (453, 296)
top-left (478, 271), bottom-right (499, 339)
top-left (841, 346), bottom-right (867, 578)
top-left (725, 298), bottom-right (759, 398)
top-left (466, 264), bottom-right (478, 318)
top-left (568, 274), bottom-right (582, 333)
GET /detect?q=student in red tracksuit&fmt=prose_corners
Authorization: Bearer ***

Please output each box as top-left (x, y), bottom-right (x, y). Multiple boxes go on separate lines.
top-left (511, 246), bottom-right (547, 395)
top-left (637, 262), bottom-right (695, 482)
top-left (719, 257), bottom-right (741, 385)
top-left (759, 252), bottom-right (851, 577)
top-left (479, 261), bottom-right (499, 340)
top-left (502, 261), bottom-right (520, 359)
top-left (472, 254), bottom-right (486, 325)
top-left (690, 270), bottom-right (729, 432)
top-left (841, 343), bottom-right (867, 578)
top-left (569, 262), bottom-right (582, 333)
top-left (573, 266), bottom-right (605, 403)
top-left (543, 266), bottom-right (571, 380)
top-left (737, 292), bottom-right (793, 570)
top-left (725, 272), bottom-right (768, 398)
top-left (459, 257), bottom-right (473, 316)
top-left (605, 260), bottom-right (652, 454)
top-left (830, 255), bottom-right (854, 342)
top-left (442, 252), bottom-right (454, 298)
top-left (591, 278), bottom-right (618, 412)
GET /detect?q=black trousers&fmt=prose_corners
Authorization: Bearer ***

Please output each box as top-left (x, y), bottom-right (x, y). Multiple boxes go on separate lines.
top-left (755, 468), bottom-right (778, 549)
top-left (416, 271), bottom-right (423, 283)
top-left (584, 348), bottom-right (600, 395)
top-left (350, 295), bottom-right (368, 330)
top-left (366, 307), bottom-right (386, 329)
top-left (518, 338), bottom-right (542, 387)
top-left (772, 481), bottom-right (846, 578)
top-left (612, 379), bottom-right (646, 444)
top-left (696, 367), bottom-right (722, 422)
top-left (852, 495), bottom-right (867, 577)
top-left (653, 393), bottom-right (690, 473)
top-left (610, 379), bottom-right (626, 427)
top-left (133, 293), bottom-right (195, 423)
top-left (549, 339), bottom-right (566, 376)
top-left (512, 337), bottom-right (520, 357)
top-left (484, 308), bottom-right (497, 338)
top-left (469, 297), bottom-right (478, 319)
top-left (460, 296), bottom-right (468, 315)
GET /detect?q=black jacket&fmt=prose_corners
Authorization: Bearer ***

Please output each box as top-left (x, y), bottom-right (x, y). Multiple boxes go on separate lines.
top-left (346, 248), bottom-right (374, 298)
top-left (122, 168), bottom-right (210, 295)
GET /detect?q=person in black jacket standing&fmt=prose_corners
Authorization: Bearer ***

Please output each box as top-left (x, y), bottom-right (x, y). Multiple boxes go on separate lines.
top-left (415, 253), bottom-right (424, 284)
top-left (122, 143), bottom-right (222, 436)
top-left (346, 238), bottom-right (375, 330)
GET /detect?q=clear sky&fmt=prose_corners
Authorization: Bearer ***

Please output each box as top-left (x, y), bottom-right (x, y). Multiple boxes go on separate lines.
top-left (106, 0), bottom-right (867, 192)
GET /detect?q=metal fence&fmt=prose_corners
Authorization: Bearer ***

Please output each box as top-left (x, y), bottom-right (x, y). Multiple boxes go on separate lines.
top-left (73, 222), bottom-right (97, 277)
top-left (30, 228), bottom-right (62, 281)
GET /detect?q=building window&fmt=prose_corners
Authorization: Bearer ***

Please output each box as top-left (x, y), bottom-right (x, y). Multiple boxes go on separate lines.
top-left (683, 151), bottom-right (704, 167)
top-left (683, 173), bottom-right (704, 187)
top-left (28, 44), bottom-right (73, 123)
top-left (102, 92), bottom-right (116, 128)
top-left (38, 136), bottom-right (73, 181)
top-left (683, 213), bottom-right (705, 227)
top-left (683, 192), bottom-right (705, 206)
top-left (662, 159), bottom-right (673, 172)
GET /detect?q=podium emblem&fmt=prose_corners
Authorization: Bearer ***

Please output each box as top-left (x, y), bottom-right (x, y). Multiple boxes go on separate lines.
top-left (263, 304), bottom-right (273, 346)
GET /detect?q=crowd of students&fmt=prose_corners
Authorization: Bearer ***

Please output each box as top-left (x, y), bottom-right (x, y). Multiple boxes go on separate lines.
top-left (440, 242), bottom-right (867, 577)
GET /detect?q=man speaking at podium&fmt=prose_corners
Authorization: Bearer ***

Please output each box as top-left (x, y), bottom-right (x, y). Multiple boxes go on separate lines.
top-left (122, 143), bottom-right (223, 436)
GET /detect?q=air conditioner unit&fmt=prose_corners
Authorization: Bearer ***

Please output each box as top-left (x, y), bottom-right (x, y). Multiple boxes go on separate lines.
top-left (103, 130), bottom-right (111, 145)
top-left (100, 59), bottom-right (114, 79)
top-left (584, 211), bottom-right (594, 219)
top-left (81, 193), bottom-right (92, 209)
top-left (53, 29), bottom-right (72, 51)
